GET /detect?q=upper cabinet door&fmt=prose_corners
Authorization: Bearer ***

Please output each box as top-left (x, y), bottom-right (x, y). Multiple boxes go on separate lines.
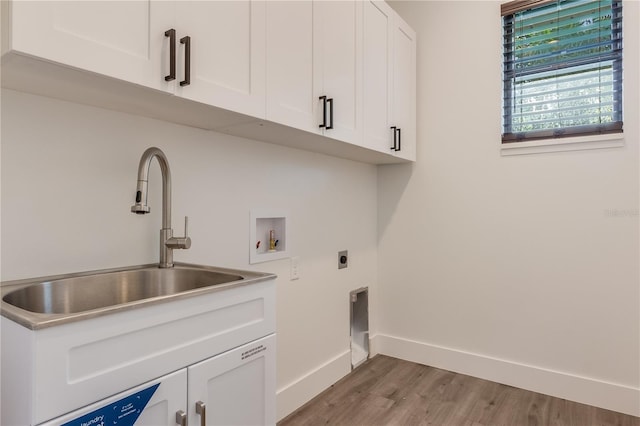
top-left (265, 1), bottom-right (319, 134)
top-left (266, 1), bottom-right (362, 143)
top-left (174, 1), bottom-right (266, 118)
top-left (392, 15), bottom-right (417, 161)
top-left (8, 1), bottom-right (175, 93)
top-left (313, 1), bottom-right (363, 145)
top-left (363, 0), bottom-right (394, 154)
top-left (363, 1), bottom-right (416, 160)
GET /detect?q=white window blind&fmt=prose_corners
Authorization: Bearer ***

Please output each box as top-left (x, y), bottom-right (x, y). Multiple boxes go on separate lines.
top-left (502, 0), bottom-right (623, 143)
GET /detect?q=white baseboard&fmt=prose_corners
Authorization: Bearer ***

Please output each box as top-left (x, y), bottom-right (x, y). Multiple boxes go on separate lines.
top-left (276, 350), bottom-right (351, 422)
top-left (373, 334), bottom-right (640, 417)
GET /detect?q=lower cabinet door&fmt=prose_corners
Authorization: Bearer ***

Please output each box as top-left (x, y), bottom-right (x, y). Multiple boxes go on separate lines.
top-left (39, 369), bottom-right (187, 426)
top-left (188, 334), bottom-right (276, 426)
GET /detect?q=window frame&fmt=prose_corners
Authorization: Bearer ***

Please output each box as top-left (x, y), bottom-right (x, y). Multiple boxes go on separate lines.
top-left (501, 0), bottom-right (623, 144)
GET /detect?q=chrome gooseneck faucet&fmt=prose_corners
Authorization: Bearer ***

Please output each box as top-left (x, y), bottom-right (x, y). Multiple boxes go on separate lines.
top-left (131, 147), bottom-right (191, 268)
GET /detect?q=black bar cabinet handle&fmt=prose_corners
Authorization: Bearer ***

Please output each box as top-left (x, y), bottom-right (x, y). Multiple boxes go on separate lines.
top-left (326, 98), bottom-right (334, 130)
top-left (180, 36), bottom-right (191, 87)
top-left (396, 128), bottom-right (401, 151)
top-left (390, 126), bottom-right (397, 150)
top-left (319, 96), bottom-right (327, 128)
top-left (164, 29), bottom-right (176, 82)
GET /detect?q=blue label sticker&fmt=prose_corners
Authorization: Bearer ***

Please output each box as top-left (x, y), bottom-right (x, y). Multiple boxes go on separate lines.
top-left (61, 383), bottom-right (160, 426)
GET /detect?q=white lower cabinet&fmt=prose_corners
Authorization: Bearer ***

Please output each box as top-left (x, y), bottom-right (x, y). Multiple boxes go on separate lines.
top-left (188, 334), bottom-right (276, 426)
top-left (40, 370), bottom-right (187, 426)
top-left (1, 276), bottom-right (276, 426)
top-left (39, 335), bottom-right (276, 426)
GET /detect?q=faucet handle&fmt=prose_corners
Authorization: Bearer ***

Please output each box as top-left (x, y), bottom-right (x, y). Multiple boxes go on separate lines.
top-left (180, 216), bottom-right (191, 249)
top-left (166, 216), bottom-right (192, 250)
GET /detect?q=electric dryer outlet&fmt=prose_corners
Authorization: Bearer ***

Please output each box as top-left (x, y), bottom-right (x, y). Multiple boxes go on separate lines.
top-left (338, 250), bottom-right (348, 269)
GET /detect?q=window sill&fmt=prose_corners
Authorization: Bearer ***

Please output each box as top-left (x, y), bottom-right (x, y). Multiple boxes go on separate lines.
top-left (500, 133), bottom-right (624, 156)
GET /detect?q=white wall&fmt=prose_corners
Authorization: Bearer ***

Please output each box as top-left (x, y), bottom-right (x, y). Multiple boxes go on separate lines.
top-left (0, 89), bottom-right (378, 420)
top-left (378, 0), bottom-right (640, 416)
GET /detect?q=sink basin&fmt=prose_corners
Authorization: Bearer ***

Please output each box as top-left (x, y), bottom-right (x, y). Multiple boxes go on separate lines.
top-left (1, 263), bottom-right (275, 329)
top-left (3, 267), bottom-right (243, 314)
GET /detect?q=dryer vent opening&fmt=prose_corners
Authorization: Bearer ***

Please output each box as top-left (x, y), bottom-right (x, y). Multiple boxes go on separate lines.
top-left (350, 287), bottom-right (369, 369)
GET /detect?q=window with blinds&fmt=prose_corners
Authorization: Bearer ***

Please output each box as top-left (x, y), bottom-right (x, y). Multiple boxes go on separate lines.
top-left (502, 0), bottom-right (623, 143)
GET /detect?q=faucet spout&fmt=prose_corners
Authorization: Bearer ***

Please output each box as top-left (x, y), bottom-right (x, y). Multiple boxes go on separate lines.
top-left (131, 147), bottom-right (171, 229)
top-left (131, 147), bottom-right (190, 268)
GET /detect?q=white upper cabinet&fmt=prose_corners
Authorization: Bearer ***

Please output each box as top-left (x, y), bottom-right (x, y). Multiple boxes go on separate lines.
top-left (391, 16), bottom-right (417, 161)
top-left (266, 1), bottom-right (362, 145)
top-left (3, 1), bottom-right (415, 164)
top-left (174, 1), bottom-right (266, 118)
top-left (313, 1), bottom-right (363, 145)
top-left (6, 1), bottom-right (174, 93)
top-left (363, 0), bottom-right (393, 154)
top-left (6, 1), bottom-right (265, 118)
top-left (265, 1), bottom-right (317, 134)
top-left (363, 1), bottom-right (416, 161)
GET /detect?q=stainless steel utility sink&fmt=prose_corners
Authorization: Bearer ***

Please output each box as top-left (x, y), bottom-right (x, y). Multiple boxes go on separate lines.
top-left (3, 268), bottom-right (243, 314)
top-left (1, 263), bottom-right (275, 329)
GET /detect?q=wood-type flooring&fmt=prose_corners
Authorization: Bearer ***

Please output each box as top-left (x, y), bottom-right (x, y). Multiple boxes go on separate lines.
top-left (279, 355), bottom-right (639, 426)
